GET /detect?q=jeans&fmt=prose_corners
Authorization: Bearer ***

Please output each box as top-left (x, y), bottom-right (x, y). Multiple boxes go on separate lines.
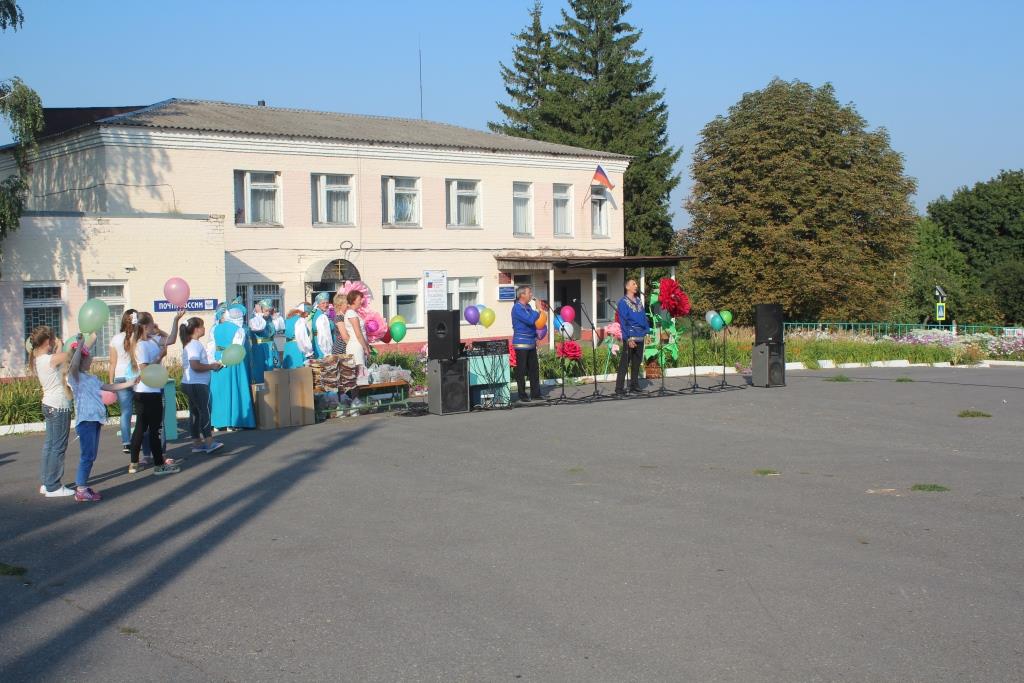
top-left (41, 405), bottom-right (71, 492)
top-left (75, 420), bottom-right (102, 487)
top-left (514, 348), bottom-right (542, 399)
top-left (616, 339), bottom-right (644, 391)
top-left (130, 392), bottom-right (165, 466)
top-left (115, 379), bottom-right (151, 456)
top-left (181, 383), bottom-right (212, 439)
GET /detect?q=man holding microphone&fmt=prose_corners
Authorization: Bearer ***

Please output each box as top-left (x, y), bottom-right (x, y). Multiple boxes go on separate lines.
top-left (615, 278), bottom-right (650, 396)
top-left (511, 285), bottom-right (543, 403)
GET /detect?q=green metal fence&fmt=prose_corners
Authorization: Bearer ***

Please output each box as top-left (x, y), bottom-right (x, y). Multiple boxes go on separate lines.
top-left (783, 322), bottom-right (1011, 338)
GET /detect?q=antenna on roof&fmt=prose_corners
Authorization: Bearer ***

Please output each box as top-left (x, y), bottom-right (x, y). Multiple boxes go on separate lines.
top-left (418, 36), bottom-right (423, 120)
top-left (257, 100), bottom-right (266, 107)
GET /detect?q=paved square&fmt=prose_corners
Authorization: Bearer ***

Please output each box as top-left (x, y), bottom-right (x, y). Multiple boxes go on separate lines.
top-left (1, 367), bottom-right (1022, 681)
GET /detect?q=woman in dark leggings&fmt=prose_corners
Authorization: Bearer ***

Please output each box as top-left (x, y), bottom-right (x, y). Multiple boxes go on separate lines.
top-left (127, 311), bottom-right (182, 475)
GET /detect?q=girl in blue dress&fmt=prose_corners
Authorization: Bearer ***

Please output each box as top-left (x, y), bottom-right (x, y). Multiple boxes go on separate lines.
top-left (247, 299), bottom-right (280, 384)
top-left (210, 305), bottom-right (255, 429)
top-left (282, 303), bottom-right (313, 369)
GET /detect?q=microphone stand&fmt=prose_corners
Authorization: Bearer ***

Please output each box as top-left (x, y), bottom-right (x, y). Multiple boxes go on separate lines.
top-left (539, 299), bottom-right (578, 405)
top-left (574, 298), bottom-right (604, 402)
top-left (687, 312), bottom-right (702, 393)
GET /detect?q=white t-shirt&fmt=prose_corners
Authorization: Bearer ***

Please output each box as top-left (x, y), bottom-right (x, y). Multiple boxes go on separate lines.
top-left (343, 310), bottom-right (367, 366)
top-left (110, 332), bottom-right (134, 378)
top-left (35, 354), bottom-right (71, 410)
top-left (68, 372), bottom-right (106, 423)
top-left (134, 339), bottom-right (164, 393)
top-left (182, 339), bottom-right (212, 385)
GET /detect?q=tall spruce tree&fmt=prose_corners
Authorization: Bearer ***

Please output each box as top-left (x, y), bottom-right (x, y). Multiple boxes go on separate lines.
top-left (684, 79), bottom-right (917, 323)
top-left (491, 0), bottom-right (680, 255)
top-left (489, 1), bottom-right (553, 139)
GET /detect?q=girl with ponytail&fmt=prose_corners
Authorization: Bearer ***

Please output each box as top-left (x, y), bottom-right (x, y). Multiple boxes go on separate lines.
top-left (127, 309), bottom-right (185, 475)
top-left (108, 309), bottom-right (152, 456)
top-left (179, 316), bottom-right (223, 454)
top-left (29, 325), bottom-right (75, 497)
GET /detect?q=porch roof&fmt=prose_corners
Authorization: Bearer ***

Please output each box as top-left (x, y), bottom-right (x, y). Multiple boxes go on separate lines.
top-left (494, 254), bottom-right (689, 271)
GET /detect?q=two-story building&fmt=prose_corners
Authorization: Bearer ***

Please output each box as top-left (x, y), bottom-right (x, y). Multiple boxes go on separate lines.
top-left (0, 98), bottom-right (677, 376)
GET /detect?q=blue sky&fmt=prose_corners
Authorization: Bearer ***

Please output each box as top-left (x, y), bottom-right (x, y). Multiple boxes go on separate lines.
top-left (2, 0), bottom-right (1022, 230)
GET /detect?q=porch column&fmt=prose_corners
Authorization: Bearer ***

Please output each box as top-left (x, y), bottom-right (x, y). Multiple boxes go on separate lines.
top-left (548, 266), bottom-right (555, 350)
top-left (670, 265), bottom-right (676, 280)
top-left (591, 267), bottom-right (599, 349)
top-left (640, 266), bottom-right (646, 300)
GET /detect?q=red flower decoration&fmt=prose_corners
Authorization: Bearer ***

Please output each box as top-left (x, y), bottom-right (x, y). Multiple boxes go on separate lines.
top-left (556, 340), bottom-right (582, 361)
top-left (658, 278), bottom-right (691, 317)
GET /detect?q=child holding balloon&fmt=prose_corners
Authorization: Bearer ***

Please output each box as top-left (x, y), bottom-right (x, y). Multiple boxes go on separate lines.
top-left (128, 310), bottom-right (185, 474)
top-left (179, 316), bottom-right (224, 454)
top-left (67, 334), bottom-right (139, 500)
top-left (28, 325), bottom-right (75, 497)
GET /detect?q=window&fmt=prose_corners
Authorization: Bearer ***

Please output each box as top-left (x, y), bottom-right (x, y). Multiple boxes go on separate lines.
top-left (381, 278), bottom-right (420, 326)
top-left (591, 186), bottom-right (610, 237)
top-left (446, 179), bottom-right (480, 227)
top-left (23, 284), bottom-right (63, 345)
top-left (312, 174), bottom-right (354, 225)
top-left (596, 274), bottom-right (610, 322)
top-left (447, 277), bottom-right (482, 318)
top-left (513, 182), bottom-right (532, 236)
top-left (88, 282), bottom-right (126, 349)
top-left (553, 183), bottom-right (573, 236)
top-left (235, 283), bottom-right (283, 314)
top-left (234, 170), bottom-right (281, 225)
top-left (381, 176), bottom-right (420, 226)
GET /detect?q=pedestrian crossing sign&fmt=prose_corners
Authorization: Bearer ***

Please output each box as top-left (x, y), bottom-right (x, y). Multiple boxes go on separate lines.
top-left (936, 302), bottom-right (946, 321)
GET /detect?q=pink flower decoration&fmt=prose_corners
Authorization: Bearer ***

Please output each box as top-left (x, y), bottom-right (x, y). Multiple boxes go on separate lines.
top-left (338, 280), bottom-right (373, 307)
top-left (604, 322), bottom-right (622, 340)
top-left (359, 309), bottom-right (387, 342)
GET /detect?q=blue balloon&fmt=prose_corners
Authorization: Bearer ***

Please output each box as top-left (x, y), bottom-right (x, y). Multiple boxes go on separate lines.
top-left (710, 314), bottom-right (725, 331)
top-left (554, 315), bottom-right (565, 329)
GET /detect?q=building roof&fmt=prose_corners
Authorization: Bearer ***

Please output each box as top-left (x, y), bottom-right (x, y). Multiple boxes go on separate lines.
top-left (40, 106), bottom-right (148, 139)
top-left (495, 254), bottom-right (689, 270)
top-left (64, 98), bottom-right (627, 160)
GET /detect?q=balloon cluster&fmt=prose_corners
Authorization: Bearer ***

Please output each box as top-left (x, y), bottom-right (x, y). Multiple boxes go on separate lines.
top-left (463, 305), bottom-right (495, 328)
top-left (704, 309), bottom-right (734, 331)
top-left (388, 316), bottom-right (407, 342)
top-left (554, 305), bottom-right (576, 338)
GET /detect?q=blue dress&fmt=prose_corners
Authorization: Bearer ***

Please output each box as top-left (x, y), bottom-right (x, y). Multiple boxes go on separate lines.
top-left (310, 309), bottom-right (332, 359)
top-left (210, 322), bottom-right (255, 429)
top-left (282, 317), bottom-right (307, 369)
top-left (247, 317), bottom-right (276, 384)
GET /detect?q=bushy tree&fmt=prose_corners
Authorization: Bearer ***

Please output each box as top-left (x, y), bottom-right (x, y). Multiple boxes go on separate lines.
top-left (489, 1), bottom-right (553, 140)
top-left (684, 79), bottom-right (917, 323)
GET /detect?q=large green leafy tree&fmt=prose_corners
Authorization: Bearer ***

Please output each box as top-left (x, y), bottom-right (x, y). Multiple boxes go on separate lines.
top-left (0, 1), bottom-right (44, 262)
top-left (684, 79), bottom-right (917, 323)
top-left (488, 1), bottom-right (553, 140)
top-left (491, 0), bottom-right (680, 256)
top-left (927, 170), bottom-right (1024, 323)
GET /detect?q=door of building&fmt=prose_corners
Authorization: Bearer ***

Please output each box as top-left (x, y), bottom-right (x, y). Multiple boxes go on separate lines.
top-left (556, 279), bottom-right (581, 328)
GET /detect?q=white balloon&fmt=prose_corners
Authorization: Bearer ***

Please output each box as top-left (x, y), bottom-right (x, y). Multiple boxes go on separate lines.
top-left (705, 310), bottom-right (718, 324)
top-left (561, 321), bottom-right (575, 337)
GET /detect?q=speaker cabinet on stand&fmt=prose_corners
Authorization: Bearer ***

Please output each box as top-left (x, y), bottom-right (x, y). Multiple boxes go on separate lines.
top-left (427, 309), bottom-right (461, 361)
top-left (427, 358), bottom-right (470, 415)
top-left (751, 343), bottom-right (786, 387)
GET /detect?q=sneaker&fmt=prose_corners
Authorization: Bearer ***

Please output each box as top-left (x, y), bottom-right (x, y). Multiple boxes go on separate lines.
top-left (191, 444), bottom-right (206, 453)
top-left (75, 487), bottom-right (102, 502)
top-left (121, 444), bottom-right (130, 454)
top-left (518, 394), bottom-right (531, 403)
top-left (163, 457), bottom-right (184, 467)
top-left (153, 464), bottom-right (180, 476)
top-left (43, 485), bottom-right (76, 498)
top-left (128, 463), bottom-right (142, 474)
top-left (204, 441), bottom-right (225, 454)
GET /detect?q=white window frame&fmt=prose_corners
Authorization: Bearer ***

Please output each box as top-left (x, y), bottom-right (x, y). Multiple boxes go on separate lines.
top-left (596, 273), bottom-right (611, 322)
top-left (87, 281), bottom-right (127, 349)
top-left (553, 183), bottom-right (573, 237)
top-left (446, 179), bottom-right (481, 228)
top-left (591, 186), bottom-right (610, 238)
top-left (513, 181), bottom-right (533, 237)
top-left (312, 173), bottom-right (355, 226)
top-left (447, 277), bottom-right (483, 323)
top-left (381, 176), bottom-right (421, 227)
top-left (23, 282), bottom-right (65, 346)
top-left (381, 278), bottom-right (422, 326)
top-left (235, 170), bottom-right (282, 226)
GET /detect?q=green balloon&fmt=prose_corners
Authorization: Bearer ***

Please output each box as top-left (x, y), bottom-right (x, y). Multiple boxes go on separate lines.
top-left (720, 310), bottom-right (733, 326)
top-left (140, 364), bottom-right (169, 388)
top-left (78, 298), bottom-right (110, 334)
top-left (389, 321), bottom-right (407, 342)
top-left (221, 343), bottom-right (246, 367)
top-left (63, 336), bottom-right (78, 353)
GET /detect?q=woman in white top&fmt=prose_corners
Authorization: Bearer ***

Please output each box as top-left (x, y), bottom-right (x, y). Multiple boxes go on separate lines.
top-left (178, 316), bottom-right (224, 454)
top-left (343, 290), bottom-right (372, 368)
top-left (29, 325), bottom-right (75, 497)
top-left (108, 309), bottom-right (152, 456)
top-left (127, 310), bottom-right (184, 475)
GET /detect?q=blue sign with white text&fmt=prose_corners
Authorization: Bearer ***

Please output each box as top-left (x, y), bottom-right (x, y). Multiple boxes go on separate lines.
top-left (154, 299), bottom-right (219, 313)
top-left (497, 286), bottom-right (517, 302)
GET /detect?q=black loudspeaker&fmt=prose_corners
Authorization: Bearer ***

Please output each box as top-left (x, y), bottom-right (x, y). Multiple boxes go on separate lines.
top-left (427, 309), bottom-right (461, 361)
top-left (754, 304), bottom-right (785, 345)
top-left (752, 343), bottom-right (786, 388)
top-left (427, 358), bottom-right (469, 415)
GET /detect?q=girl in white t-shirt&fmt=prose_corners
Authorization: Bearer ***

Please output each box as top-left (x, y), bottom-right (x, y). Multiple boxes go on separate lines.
top-left (108, 308), bottom-right (152, 457)
top-left (178, 317), bottom-right (224, 454)
top-left (29, 325), bottom-right (75, 497)
top-left (127, 310), bottom-right (184, 475)
top-left (67, 334), bottom-right (139, 501)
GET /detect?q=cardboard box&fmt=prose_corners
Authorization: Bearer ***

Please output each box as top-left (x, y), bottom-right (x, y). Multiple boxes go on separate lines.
top-left (251, 370), bottom-right (292, 430)
top-left (287, 367), bottom-right (315, 426)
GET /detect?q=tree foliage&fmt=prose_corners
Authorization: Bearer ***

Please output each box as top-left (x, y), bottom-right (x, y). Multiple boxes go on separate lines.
top-left (490, 0), bottom-right (680, 256)
top-left (926, 170), bottom-right (1024, 323)
top-left (1, 2), bottom-right (43, 260)
top-left (683, 79), bottom-right (918, 323)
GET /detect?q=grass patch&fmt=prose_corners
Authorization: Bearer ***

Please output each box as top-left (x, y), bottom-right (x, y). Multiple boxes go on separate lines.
top-left (911, 483), bottom-right (950, 492)
top-left (958, 409), bottom-right (991, 418)
top-left (566, 466), bottom-right (585, 475)
top-left (0, 562), bottom-right (27, 576)
top-left (824, 374), bottom-right (852, 382)
top-left (753, 468), bottom-right (779, 476)
top-left (895, 376), bottom-right (914, 382)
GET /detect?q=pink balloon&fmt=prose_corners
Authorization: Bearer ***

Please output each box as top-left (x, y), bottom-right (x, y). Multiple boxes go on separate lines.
top-left (101, 390), bottom-right (117, 406)
top-left (365, 319), bottom-right (380, 334)
top-left (560, 305), bottom-right (576, 324)
top-left (163, 277), bottom-right (191, 307)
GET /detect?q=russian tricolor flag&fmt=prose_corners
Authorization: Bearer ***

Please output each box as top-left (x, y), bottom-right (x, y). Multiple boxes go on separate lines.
top-left (593, 165), bottom-right (615, 190)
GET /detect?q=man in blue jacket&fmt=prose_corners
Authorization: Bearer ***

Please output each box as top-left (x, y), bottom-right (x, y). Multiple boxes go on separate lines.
top-left (615, 278), bottom-right (651, 395)
top-left (511, 285), bottom-right (543, 402)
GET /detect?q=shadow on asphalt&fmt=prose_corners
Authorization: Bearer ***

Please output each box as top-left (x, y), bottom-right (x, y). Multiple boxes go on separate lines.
top-left (0, 422), bottom-right (378, 679)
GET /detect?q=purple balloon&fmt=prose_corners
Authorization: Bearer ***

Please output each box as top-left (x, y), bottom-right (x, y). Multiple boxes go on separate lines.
top-left (537, 325), bottom-right (548, 341)
top-left (464, 305), bottom-right (480, 325)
